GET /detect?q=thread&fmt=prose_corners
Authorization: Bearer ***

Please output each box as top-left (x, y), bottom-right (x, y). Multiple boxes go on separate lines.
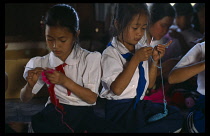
top-left (55, 106), bottom-right (75, 133)
top-left (147, 38), bottom-right (168, 123)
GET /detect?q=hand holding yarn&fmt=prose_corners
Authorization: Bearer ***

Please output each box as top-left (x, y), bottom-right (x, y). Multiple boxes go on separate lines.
top-left (42, 67), bottom-right (67, 85)
top-left (152, 40), bottom-right (172, 61)
top-left (41, 68), bottom-right (55, 85)
top-left (26, 67), bottom-right (45, 88)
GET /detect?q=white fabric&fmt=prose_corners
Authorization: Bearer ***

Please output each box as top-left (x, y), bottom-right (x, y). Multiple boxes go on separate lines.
top-left (100, 37), bottom-right (149, 100)
top-left (173, 42), bottom-right (205, 95)
top-left (23, 44), bottom-right (101, 106)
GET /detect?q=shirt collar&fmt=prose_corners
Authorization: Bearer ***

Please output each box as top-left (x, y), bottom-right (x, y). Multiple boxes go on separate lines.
top-left (49, 43), bottom-right (81, 68)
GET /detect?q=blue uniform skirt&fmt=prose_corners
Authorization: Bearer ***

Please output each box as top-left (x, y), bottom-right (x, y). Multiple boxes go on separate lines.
top-left (185, 94), bottom-right (205, 133)
top-left (31, 103), bottom-right (125, 133)
top-left (105, 98), bottom-right (184, 133)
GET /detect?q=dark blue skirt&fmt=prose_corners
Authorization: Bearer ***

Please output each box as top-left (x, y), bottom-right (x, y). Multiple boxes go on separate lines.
top-left (105, 98), bottom-right (184, 133)
top-left (185, 94), bottom-right (205, 133)
top-left (31, 103), bottom-right (125, 133)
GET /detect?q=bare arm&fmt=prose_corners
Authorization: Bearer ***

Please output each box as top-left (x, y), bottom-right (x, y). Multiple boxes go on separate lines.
top-left (168, 60), bottom-right (205, 84)
top-left (20, 83), bottom-right (35, 103)
top-left (63, 78), bottom-right (97, 104)
top-left (20, 67), bottom-right (44, 102)
top-left (148, 59), bottom-right (158, 89)
top-left (110, 47), bottom-right (153, 96)
top-left (148, 40), bottom-right (172, 88)
top-left (110, 55), bottom-right (139, 96)
top-left (45, 68), bottom-right (97, 104)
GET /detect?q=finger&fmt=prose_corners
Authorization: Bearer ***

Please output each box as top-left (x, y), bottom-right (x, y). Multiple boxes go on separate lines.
top-left (145, 47), bottom-right (153, 51)
top-left (164, 40), bottom-right (172, 47)
top-left (37, 71), bottom-right (43, 76)
top-left (34, 67), bottom-right (45, 70)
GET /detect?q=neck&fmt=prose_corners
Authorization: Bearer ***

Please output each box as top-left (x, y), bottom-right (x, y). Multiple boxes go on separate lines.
top-left (117, 37), bottom-right (135, 53)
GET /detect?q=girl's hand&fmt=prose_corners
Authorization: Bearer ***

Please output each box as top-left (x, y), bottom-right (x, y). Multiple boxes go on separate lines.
top-left (26, 67), bottom-right (44, 88)
top-left (152, 40), bottom-right (172, 61)
top-left (135, 46), bottom-right (153, 63)
top-left (45, 67), bottom-right (68, 85)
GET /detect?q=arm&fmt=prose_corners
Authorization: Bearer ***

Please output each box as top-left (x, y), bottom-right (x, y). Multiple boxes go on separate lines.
top-left (20, 67), bottom-right (44, 103)
top-left (148, 59), bottom-right (158, 89)
top-left (45, 69), bottom-right (97, 104)
top-left (168, 60), bottom-right (205, 84)
top-left (64, 78), bottom-right (97, 104)
top-left (110, 54), bottom-right (139, 96)
top-left (149, 40), bottom-right (172, 88)
top-left (110, 47), bottom-right (153, 96)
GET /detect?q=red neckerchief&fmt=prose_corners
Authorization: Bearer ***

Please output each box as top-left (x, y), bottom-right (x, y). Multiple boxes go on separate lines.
top-left (42, 63), bottom-right (71, 112)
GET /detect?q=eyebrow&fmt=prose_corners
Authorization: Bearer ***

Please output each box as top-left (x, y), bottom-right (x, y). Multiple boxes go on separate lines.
top-left (46, 35), bottom-right (66, 39)
top-left (132, 23), bottom-right (148, 26)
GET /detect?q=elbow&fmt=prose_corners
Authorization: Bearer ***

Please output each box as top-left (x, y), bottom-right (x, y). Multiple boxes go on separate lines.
top-left (110, 83), bottom-right (124, 96)
top-left (20, 97), bottom-right (30, 103)
top-left (87, 100), bottom-right (96, 105)
top-left (20, 93), bottom-right (33, 103)
top-left (86, 94), bottom-right (98, 104)
top-left (111, 88), bottom-right (123, 96)
top-left (168, 75), bottom-right (175, 84)
top-left (114, 92), bottom-right (122, 96)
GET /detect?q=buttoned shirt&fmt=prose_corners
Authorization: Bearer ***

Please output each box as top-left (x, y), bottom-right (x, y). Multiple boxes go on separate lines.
top-left (100, 37), bottom-right (149, 100)
top-left (23, 44), bottom-right (101, 106)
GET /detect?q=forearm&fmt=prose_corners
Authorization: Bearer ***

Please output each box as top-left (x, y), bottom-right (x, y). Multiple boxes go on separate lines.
top-left (63, 78), bottom-right (98, 104)
top-left (20, 83), bottom-right (34, 103)
top-left (148, 59), bottom-right (158, 89)
top-left (168, 61), bottom-right (205, 84)
top-left (110, 56), bottom-right (139, 96)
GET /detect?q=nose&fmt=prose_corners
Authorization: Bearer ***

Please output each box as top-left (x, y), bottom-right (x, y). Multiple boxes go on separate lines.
top-left (137, 29), bottom-right (143, 37)
top-left (53, 41), bottom-right (57, 48)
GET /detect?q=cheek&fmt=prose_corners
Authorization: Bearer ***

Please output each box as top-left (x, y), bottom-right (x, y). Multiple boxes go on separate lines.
top-left (46, 41), bottom-right (53, 49)
top-left (151, 26), bottom-right (161, 39)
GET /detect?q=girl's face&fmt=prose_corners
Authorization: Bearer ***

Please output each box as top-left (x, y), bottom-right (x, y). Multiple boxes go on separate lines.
top-left (45, 25), bottom-right (75, 61)
top-left (149, 16), bottom-right (174, 40)
top-left (175, 15), bottom-right (192, 31)
top-left (119, 14), bottom-right (148, 49)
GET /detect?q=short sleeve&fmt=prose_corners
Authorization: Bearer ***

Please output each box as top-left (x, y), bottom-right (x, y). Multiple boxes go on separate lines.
top-left (101, 49), bottom-right (124, 90)
top-left (82, 51), bottom-right (102, 94)
top-left (173, 43), bottom-right (203, 70)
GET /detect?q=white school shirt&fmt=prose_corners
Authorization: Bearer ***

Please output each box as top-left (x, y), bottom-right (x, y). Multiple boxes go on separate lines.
top-left (138, 31), bottom-right (164, 48)
top-left (173, 42), bottom-right (205, 95)
top-left (23, 44), bottom-right (101, 106)
top-left (100, 37), bottom-right (149, 100)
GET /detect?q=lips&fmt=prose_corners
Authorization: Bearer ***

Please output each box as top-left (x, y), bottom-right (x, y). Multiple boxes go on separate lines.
top-left (53, 51), bottom-right (61, 54)
top-left (135, 38), bottom-right (141, 41)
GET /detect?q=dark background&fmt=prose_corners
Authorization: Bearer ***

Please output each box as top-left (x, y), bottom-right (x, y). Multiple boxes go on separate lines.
top-left (5, 3), bottom-right (113, 52)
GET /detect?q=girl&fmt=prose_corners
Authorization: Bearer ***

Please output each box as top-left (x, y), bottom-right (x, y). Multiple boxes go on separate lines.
top-left (100, 3), bottom-right (184, 133)
top-left (20, 4), bottom-right (123, 133)
top-left (168, 41), bottom-right (205, 133)
top-left (139, 3), bottom-right (185, 109)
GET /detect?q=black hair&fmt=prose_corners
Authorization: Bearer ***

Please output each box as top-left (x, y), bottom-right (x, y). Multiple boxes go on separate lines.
top-left (149, 3), bottom-right (175, 25)
top-left (173, 3), bottom-right (193, 16)
top-left (192, 3), bottom-right (205, 33)
top-left (41, 4), bottom-right (79, 42)
top-left (110, 3), bottom-right (150, 37)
